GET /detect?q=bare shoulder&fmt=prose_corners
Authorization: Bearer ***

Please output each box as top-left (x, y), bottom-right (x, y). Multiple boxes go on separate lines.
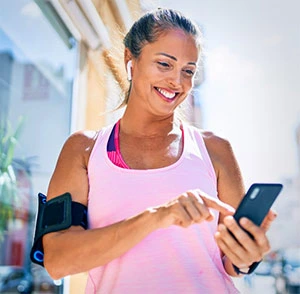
top-left (62, 130), bottom-right (98, 162)
top-left (64, 130), bottom-right (98, 151)
top-left (200, 129), bottom-right (245, 208)
top-left (200, 130), bottom-right (234, 163)
top-left (47, 130), bottom-right (99, 203)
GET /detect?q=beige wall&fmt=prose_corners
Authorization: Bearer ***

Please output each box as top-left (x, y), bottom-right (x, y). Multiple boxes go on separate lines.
top-left (69, 272), bottom-right (89, 293)
top-left (85, 53), bottom-right (106, 129)
top-left (81, 0), bottom-right (141, 131)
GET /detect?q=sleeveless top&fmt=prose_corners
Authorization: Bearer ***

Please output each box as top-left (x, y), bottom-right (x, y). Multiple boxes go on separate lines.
top-left (106, 120), bottom-right (184, 169)
top-left (86, 122), bottom-right (239, 294)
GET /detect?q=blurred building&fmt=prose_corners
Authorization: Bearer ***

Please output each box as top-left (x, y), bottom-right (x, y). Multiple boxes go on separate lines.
top-left (0, 1), bottom-right (206, 293)
top-left (0, 0), bottom-right (141, 293)
top-left (269, 123), bottom-right (300, 251)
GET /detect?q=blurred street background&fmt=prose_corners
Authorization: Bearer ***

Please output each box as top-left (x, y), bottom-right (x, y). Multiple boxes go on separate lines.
top-left (0, 0), bottom-right (299, 293)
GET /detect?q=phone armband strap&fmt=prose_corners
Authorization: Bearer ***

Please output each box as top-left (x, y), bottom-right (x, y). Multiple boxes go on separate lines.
top-left (233, 261), bottom-right (261, 275)
top-left (30, 192), bottom-right (88, 267)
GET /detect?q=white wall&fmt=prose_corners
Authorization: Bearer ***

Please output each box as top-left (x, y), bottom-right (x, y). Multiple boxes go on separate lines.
top-left (156, 0), bottom-right (300, 186)
top-left (151, 0), bottom-right (300, 252)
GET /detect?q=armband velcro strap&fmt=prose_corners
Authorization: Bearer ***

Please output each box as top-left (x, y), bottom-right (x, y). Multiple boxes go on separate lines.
top-left (233, 261), bottom-right (261, 275)
top-left (30, 192), bottom-right (88, 267)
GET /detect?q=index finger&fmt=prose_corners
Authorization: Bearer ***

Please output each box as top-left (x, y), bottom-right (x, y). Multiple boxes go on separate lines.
top-left (261, 209), bottom-right (277, 232)
top-left (196, 190), bottom-right (235, 215)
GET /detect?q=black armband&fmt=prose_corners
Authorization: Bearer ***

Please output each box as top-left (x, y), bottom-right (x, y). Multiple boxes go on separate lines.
top-left (233, 261), bottom-right (261, 275)
top-left (30, 192), bottom-right (88, 267)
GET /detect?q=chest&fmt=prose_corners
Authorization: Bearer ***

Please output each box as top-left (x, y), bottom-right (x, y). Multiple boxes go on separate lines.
top-left (119, 132), bottom-right (183, 169)
top-left (88, 126), bottom-right (218, 225)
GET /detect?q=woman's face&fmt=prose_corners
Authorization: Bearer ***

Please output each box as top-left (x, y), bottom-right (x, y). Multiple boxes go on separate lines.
top-left (129, 29), bottom-right (199, 118)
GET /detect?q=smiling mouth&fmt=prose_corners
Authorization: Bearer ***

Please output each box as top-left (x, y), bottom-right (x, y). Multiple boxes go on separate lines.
top-left (155, 87), bottom-right (179, 100)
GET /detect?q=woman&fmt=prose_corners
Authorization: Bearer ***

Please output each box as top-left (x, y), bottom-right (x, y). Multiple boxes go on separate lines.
top-left (41, 8), bottom-right (275, 293)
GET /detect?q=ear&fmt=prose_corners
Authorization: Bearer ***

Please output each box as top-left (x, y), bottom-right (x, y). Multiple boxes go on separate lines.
top-left (124, 48), bottom-right (133, 68)
top-left (124, 48), bottom-right (133, 81)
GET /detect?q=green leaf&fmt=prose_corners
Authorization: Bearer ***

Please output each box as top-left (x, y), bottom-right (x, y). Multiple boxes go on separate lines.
top-left (0, 116), bottom-right (24, 172)
top-left (0, 116), bottom-right (25, 238)
top-left (3, 137), bottom-right (17, 170)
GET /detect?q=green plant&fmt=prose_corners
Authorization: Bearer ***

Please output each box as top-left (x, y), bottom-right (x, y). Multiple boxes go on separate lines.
top-left (0, 117), bottom-right (24, 239)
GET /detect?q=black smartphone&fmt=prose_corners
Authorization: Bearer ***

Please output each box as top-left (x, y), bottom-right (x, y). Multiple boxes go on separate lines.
top-left (233, 183), bottom-right (283, 236)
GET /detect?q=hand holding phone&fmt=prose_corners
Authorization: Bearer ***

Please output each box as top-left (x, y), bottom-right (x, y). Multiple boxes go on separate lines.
top-left (231, 183), bottom-right (283, 274)
top-left (233, 183), bottom-right (283, 233)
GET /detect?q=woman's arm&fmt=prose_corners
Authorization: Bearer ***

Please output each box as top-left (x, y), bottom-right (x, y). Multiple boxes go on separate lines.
top-left (202, 132), bottom-right (245, 225)
top-left (203, 132), bottom-right (275, 277)
top-left (43, 131), bottom-right (161, 279)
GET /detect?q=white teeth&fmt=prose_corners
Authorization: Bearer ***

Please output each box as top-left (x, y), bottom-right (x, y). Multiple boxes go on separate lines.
top-left (156, 87), bottom-right (176, 99)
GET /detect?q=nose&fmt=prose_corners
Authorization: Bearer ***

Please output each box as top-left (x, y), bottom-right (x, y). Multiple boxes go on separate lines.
top-left (167, 70), bottom-right (181, 88)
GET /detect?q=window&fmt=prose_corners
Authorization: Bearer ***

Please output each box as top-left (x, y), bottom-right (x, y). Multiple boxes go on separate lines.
top-left (0, 1), bottom-right (78, 292)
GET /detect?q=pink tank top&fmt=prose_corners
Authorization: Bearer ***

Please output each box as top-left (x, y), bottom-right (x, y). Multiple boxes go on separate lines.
top-left (86, 122), bottom-right (239, 294)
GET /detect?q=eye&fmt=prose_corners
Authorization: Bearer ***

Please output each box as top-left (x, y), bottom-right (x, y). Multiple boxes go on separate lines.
top-left (183, 69), bottom-right (195, 77)
top-left (157, 61), bottom-right (170, 68)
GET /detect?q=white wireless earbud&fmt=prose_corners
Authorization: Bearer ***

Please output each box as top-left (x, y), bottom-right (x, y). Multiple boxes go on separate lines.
top-left (127, 60), bottom-right (132, 81)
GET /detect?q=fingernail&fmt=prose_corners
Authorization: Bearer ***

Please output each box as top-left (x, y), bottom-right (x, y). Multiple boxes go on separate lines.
top-left (224, 216), bottom-right (234, 226)
top-left (218, 224), bottom-right (226, 231)
top-left (240, 217), bottom-right (248, 225)
top-left (226, 205), bottom-right (235, 213)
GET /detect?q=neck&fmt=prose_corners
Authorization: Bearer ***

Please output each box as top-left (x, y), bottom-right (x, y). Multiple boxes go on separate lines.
top-left (120, 109), bottom-right (180, 138)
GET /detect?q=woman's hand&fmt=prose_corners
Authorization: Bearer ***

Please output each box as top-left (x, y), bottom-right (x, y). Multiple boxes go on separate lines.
top-left (261, 210), bottom-right (277, 231)
top-left (149, 189), bottom-right (235, 229)
top-left (215, 210), bottom-right (277, 275)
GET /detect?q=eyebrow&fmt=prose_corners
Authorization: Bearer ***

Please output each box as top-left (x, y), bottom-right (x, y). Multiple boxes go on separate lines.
top-left (156, 52), bottom-right (197, 66)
